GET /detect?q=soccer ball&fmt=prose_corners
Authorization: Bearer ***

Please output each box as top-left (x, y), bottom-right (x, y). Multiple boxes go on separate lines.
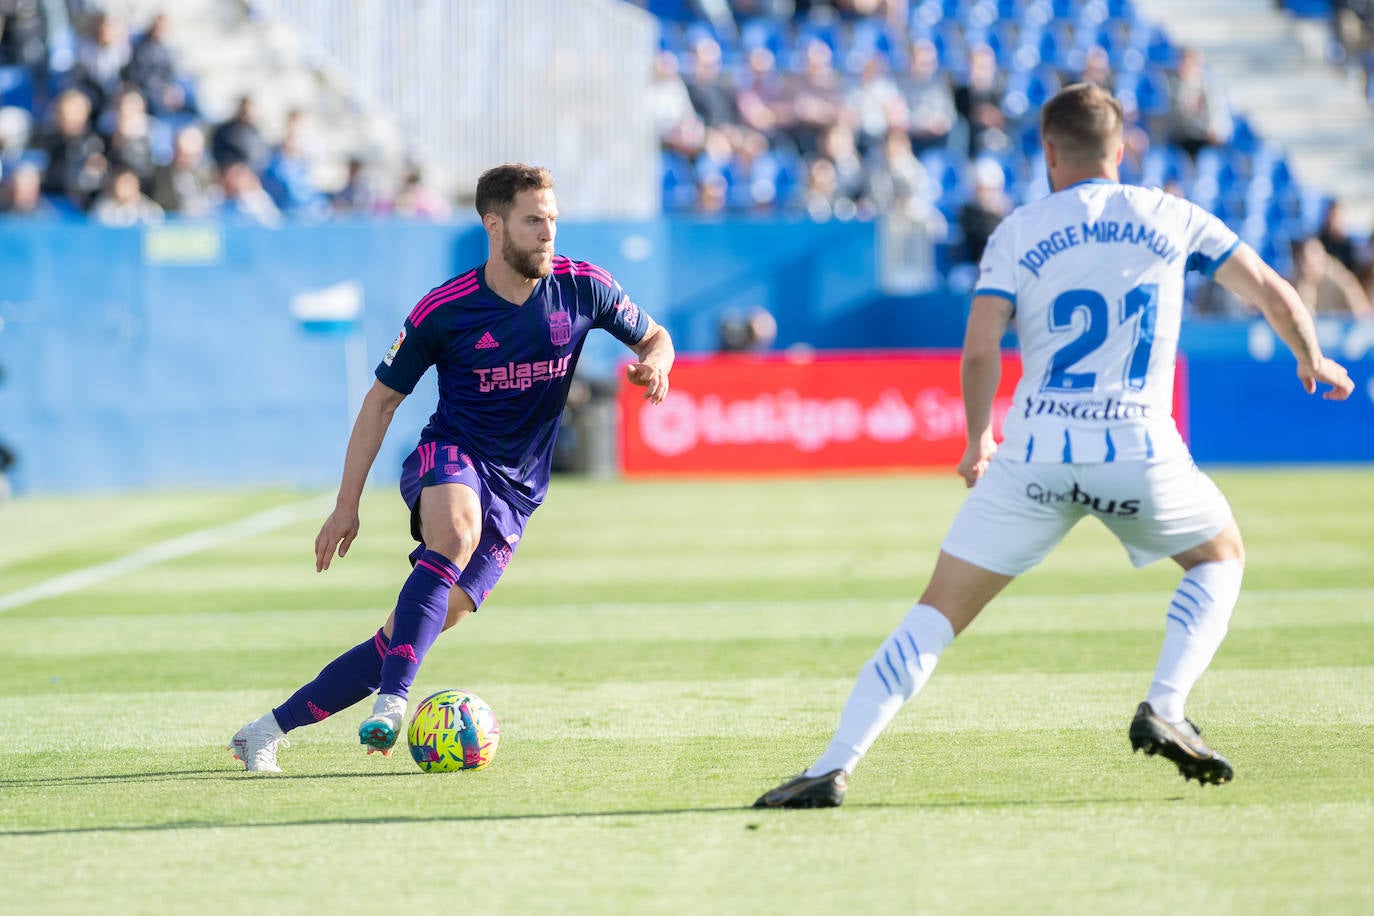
top-left (406, 688), bottom-right (500, 773)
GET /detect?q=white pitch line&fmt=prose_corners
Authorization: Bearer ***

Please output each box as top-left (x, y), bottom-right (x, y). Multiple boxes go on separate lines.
top-left (0, 496), bottom-right (330, 614)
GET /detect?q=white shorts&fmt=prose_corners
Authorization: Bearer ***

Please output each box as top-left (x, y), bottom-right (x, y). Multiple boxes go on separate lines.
top-left (940, 454), bottom-right (1233, 576)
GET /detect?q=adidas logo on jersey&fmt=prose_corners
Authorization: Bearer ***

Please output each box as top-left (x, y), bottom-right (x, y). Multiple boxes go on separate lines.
top-left (475, 332), bottom-right (499, 350)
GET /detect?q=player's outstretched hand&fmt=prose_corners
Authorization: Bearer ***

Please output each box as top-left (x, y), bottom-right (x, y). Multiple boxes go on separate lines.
top-left (626, 361), bottom-right (670, 404)
top-left (957, 432), bottom-right (998, 488)
top-left (315, 506), bottom-right (361, 572)
top-left (1299, 357), bottom-right (1355, 401)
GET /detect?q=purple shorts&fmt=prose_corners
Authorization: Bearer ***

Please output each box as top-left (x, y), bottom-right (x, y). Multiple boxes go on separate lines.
top-left (398, 441), bottom-right (530, 610)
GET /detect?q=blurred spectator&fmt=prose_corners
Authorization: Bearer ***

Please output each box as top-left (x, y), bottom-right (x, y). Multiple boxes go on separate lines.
top-left (735, 47), bottom-right (794, 152)
top-left (37, 88), bottom-right (106, 210)
top-left (899, 38), bottom-right (958, 155)
top-left (124, 13), bottom-right (182, 117)
top-left (847, 54), bottom-right (904, 155)
top-left (1164, 47), bottom-right (1233, 160)
top-left (957, 158), bottom-right (1012, 265)
top-left (103, 87), bottom-right (157, 191)
top-left (799, 154), bottom-right (858, 220)
top-left (1290, 235), bottom-right (1372, 316)
top-left (954, 43), bottom-right (1009, 156)
top-left (216, 161), bottom-right (281, 226)
top-left (865, 128), bottom-right (940, 225)
top-left (1077, 46), bottom-right (1114, 92)
top-left (0, 160), bottom-right (54, 217)
top-left (716, 306), bottom-right (778, 352)
top-left (694, 171), bottom-right (728, 216)
top-left (261, 109), bottom-right (328, 218)
top-left (211, 95), bottom-right (269, 173)
top-left (330, 156), bottom-right (378, 216)
top-left (817, 121), bottom-right (869, 212)
top-left (649, 49), bottom-right (700, 151)
top-left (90, 163), bottom-right (163, 225)
top-left (1316, 198), bottom-right (1374, 294)
top-left (786, 38), bottom-right (847, 156)
top-left (683, 36), bottom-right (739, 129)
top-left (70, 12), bottom-right (133, 114)
top-left (384, 165), bottom-right (452, 221)
top-left (0, 105), bottom-right (32, 165)
top-left (0, 0), bottom-right (50, 101)
top-left (1332, 0), bottom-right (1374, 94)
top-left (151, 124), bottom-right (218, 216)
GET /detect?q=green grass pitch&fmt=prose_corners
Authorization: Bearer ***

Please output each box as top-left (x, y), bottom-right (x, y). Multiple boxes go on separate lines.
top-left (1, 469), bottom-right (1371, 914)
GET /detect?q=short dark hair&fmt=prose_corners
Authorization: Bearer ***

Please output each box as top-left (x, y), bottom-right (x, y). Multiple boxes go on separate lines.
top-left (474, 163), bottom-right (554, 219)
top-left (1040, 83), bottom-right (1123, 166)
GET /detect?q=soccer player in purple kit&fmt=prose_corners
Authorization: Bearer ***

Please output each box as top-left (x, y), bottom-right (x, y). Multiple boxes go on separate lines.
top-left (230, 163), bottom-right (674, 771)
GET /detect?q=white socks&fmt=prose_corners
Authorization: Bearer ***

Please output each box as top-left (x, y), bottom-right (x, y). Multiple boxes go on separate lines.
top-left (1146, 559), bottom-right (1244, 723)
top-left (806, 603), bottom-right (956, 777)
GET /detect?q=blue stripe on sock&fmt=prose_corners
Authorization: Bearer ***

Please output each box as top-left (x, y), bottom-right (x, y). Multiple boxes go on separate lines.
top-left (1062, 430), bottom-right (1073, 463)
top-left (1181, 577), bottom-right (1214, 603)
top-left (1104, 430), bottom-right (1115, 463)
top-left (1166, 612), bottom-right (1194, 633)
top-left (904, 633), bottom-right (924, 672)
top-left (873, 661), bottom-right (894, 695)
top-left (893, 635), bottom-right (909, 670)
top-left (884, 652), bottom-right (903, 688)
top-left (1169, 600), bottom-right (1197, 622)
top-left (1174, 585), bottom-right (1203, 609)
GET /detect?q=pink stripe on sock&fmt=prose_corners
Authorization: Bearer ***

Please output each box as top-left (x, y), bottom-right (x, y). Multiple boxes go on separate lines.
top-left (416, 558), bottom-right (457, 585)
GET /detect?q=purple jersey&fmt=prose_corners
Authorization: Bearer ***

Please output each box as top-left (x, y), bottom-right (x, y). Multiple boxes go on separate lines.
top-left (376, 255), bottom-right (651, 512)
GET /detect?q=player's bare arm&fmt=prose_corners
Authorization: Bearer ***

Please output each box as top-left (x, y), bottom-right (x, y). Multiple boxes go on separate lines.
top-left (957, 294), bottom-right (1014, 487)
top-left (314, 379), bottom-right (408, 571)
top-left (626, 318), bottom-right (675, 404)
top-left (1214, 244), bottom-right (1354, 400)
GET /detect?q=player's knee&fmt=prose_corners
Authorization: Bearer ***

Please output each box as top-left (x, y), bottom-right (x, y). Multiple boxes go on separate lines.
top-left (420, 515), bottom-right (481, 565)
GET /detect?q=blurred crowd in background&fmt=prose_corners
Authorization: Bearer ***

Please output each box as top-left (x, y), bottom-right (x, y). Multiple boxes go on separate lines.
top-left (0, 1), bottom-right (451, 225)
top-left (1, 0), bottom-right (1372, 317)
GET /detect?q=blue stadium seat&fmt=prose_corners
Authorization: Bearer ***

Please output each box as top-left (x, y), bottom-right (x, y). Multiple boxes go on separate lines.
top-left (1106, 0), bottom-right (1140, 24)
top-left (851, 18), bottom-right (905, 71)
top-left (1145, 26), bottom-right (1178, 67)
top-left (739, 18), bottom-right (786, 59)
top-left (0, 66), bottom-right (35, 112)
top-left (910, 0), bottom-right (946, 30)
top-left (1129, 65), bottom-right (1171, 117)
top-left (646, 0), bottom-right (696, 22)
top-left (1002, 64), bottom-right (1062, 121)
top-left (660, 151), bottom-right (698, 211)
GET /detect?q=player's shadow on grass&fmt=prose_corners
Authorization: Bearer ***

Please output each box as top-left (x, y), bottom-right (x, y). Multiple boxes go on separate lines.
top-left (1, 793), bottom-right (1179, 838)
top-left (0, 767), bottom-right (419, 788)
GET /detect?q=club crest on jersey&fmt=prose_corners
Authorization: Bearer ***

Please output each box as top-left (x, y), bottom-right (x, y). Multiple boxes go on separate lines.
top-left (383, 328), bottom-right (406, 365)
top-left (548, 310), bottom-right (572, 347)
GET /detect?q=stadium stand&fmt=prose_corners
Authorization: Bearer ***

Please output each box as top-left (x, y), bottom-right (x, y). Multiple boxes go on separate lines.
top-left (1, 0), bottom-right (1370, 310)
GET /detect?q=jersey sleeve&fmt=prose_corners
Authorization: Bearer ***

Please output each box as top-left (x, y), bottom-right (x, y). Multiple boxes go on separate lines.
top-left (374, 313), bottom-right (440, 395)
top-left (591, 273), bottom-right (652, 346)
top-left (973, 219), bottom-right (1019, 306)
top-left (1181, 199), bottom-right (1241, 278)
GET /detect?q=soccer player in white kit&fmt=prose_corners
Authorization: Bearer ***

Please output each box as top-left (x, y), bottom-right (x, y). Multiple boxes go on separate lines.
top-left (756, 84), bottom-right (1354, 808)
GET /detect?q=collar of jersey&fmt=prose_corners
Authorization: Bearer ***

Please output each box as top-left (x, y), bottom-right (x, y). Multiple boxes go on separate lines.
top-left (1062, 178), bottom-right (1118, 190)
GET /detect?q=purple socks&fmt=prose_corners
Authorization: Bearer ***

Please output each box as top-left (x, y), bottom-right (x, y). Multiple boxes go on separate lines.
top-left (378, 549), bottom-right (462, 701)
top-left (272, 629), bottom-right (390, 732)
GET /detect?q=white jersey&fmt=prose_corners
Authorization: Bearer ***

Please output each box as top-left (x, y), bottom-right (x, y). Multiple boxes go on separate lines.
top-left (975, 179), bottom-right (1239, 464)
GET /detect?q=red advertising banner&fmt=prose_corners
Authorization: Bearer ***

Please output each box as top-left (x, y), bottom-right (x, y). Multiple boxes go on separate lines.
top-left (619, 351), bottom-right (1188, 476)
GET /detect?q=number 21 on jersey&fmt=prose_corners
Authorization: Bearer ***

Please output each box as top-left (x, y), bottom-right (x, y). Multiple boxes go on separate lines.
top-left (1043, 284), bottom-right (1157, 393)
